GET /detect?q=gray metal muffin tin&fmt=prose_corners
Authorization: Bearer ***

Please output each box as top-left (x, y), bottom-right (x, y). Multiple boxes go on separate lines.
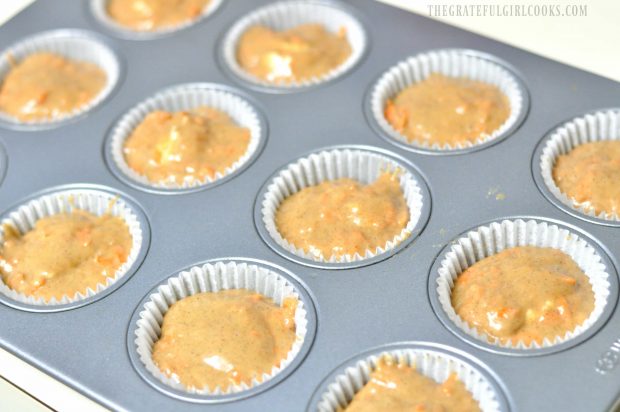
top-left (0, 0), bottom-right (619, 411)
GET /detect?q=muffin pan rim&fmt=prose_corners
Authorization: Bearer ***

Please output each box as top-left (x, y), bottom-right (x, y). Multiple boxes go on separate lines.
top-left (252, 144), bottom-right (432, 270)
top-left (125, 256), bottom-right (318, 404)
top-left (0, 183), bottom-right (152, 313)
top-left (364, 47), bottom-right (531, 156)
top-left (427, 215), bottom-right (620, 357)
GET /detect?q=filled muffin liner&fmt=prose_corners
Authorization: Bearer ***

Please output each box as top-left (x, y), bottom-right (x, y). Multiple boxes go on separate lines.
top-left (109, 83), bottom-right (263, 190)
top-left (539, 109), bottom-right (620, 222)
top-left (260, 148), bottom-right (424, 263)
top-left (0, 29), bottom-right (120, 128)
top-left (221, 0), bottom-right (367, 89)
top-left (315, 347), bottom-right (501, 412)
top-left (436, 219), bottom-right (611, 349)
top-left (370, 49), bottom-right (525, 151)
top-left (133, 260), bottom-right (308, 395)
top-left (0, 189), bottom-right (143, 306)
top-left (90, 0), bottom-right (224, 39)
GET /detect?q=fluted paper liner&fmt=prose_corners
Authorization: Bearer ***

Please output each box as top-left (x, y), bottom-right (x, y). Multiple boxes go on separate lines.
top-left (90, 0), bottom-right (223, 38)
top-left (371, 49), bottom-right (525, 151)
top-left (133, 260), bottom-right (308, 395)
top-left (221, 0), bottom-right (366, 89)
top-left (109, 84), bottom-right (263, 190)
top-left (0, 29), bottom-right (120, 128)
top-left (0, 189), bottom-right (144, 306)
top-left (540, 109), bottom-right (620, 222)
top-left (436, 219), bottom-right (611, 349)
top-left (316, 348), bottom-right (500, 412)
top-left (261, 148), bottom-right (424, 263)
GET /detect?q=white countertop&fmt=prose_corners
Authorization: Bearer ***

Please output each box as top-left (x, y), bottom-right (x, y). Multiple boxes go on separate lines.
top-left (0, 0), bottom-right (618, 411)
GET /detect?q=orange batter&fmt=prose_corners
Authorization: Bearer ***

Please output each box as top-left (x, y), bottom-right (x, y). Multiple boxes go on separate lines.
top-left (122, 106), bottom-right (251, 186)
top-left (236, 24), bottom-right (352, 83)
top-left (107, 0), bottom-right (211, 31)
top-left (0, 210), bottom-right (131, 302)
top-left (275, 172), bottom-right (409, 258)
top-left (553, 140), bottom-right (620, 216)
top-left (345, 357), bottom-right (481, 412)
top-left (152, 289), bottom-right (298, 390)
top-left (0, 52), bottom-right (106, 121)
top-left (452, 246), bottom-right (595, 345)
top-left (384, 73), bottom-right (510, 147)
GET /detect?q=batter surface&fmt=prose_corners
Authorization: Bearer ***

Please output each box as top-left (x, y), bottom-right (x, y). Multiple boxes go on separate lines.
top-left (236, 24), bottom-right (352, 83)
top-left (107, 0), bottom-right (211, 31)
top-left (553, 140), bottom-right (620, 216)
top-left (346, 357), bottom-right (481, 412)
top-left (384, 73), bottom-right (510, 147)
top-left (452, 246), bottom-right (595, 345)
top-left (0, 52), bottom-right (106, 121)
top-left (123, 106), bottom-right (251, 185)
top-left (275, 172), bottom-right (409, 259)
top-left (0, 210), bottom-right (131, 302)
top-left (152, 289), bottom-right (298, 390)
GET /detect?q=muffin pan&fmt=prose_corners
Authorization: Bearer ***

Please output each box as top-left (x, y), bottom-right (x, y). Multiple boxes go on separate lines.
top-left (0, 0), bottom-right (620, 411)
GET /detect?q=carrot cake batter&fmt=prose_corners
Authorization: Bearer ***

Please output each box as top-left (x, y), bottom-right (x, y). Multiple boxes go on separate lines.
top-left (553, 140), bottom-right (620, 216)
top-left (152, 289), bottom-right (298, 390)
top-left (0, 52), bottom-right (106, 121)
top-left (452, 246), bottom-right (595, 345)
top-left (0, 210), bottom-right (131, 301)
top-left (384, 73), bottom-right (510, 147)
top-left (275, 172), bottom-right (409, 259)
top-left (236, 23), bottom-right (352, 83)
top-left (107, 0), bottom-right (211, 31)
top-left (345, 356), bottom-right (481, 412)
top-left (122, 106), bottom-right (251, 185)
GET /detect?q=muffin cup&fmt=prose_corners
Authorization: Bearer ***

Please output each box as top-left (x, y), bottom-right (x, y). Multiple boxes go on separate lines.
top-left (435, 219), bottom-right (611, 350)
top-left (0, 29), bottom-right (121, 130)
top-left (259, 147), bottom-right (426, 265)
top-left (369, 49), bottom-right (527, 152)
top-left (539, 109), bottom-right (620, 222)
top-left (90, 0), bottom-right (224, 40)
top-left (314, 346), bottom-right (503, 412)
top-left (106, 83), bottom-right (265, 192)
top-left (132, 260), bottom-right (309, 396)
top-left (220, 0), bottom-right (367, 91)
top-left (0, 188), bottom-right (144, 307)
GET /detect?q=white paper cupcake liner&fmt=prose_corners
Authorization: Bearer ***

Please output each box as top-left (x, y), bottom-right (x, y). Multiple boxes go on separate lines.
top-left (0, 29), bottom-right (121, 129)
top-left (133, 260), bottom-right (308, 395)
top-left (109, 83), bottom-right (263, 190)
top-left (260, 148), bottom-right (425, 263)
top-left (436, 219), bottom-right (611, 349)
top-left (221, 0), bottom-right (367, 89)
top-left (90, 0), bottom-right (223, 39)
top-left (316, 347), bottom-right (501, 412)
top-left (0, 189), bottom-right (144, 306)
top-left (540, 109), bottom-right (620, 222)
top-left (370, 49), bottom-right (525, 151)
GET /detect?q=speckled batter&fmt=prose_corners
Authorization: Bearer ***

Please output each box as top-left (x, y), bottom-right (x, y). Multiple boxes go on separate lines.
top-left (275, 172), bottom-right (409, 259)
top-left (236, 24), bottom-right (351, 83)
top-left (152, 289), bottom-right (298, 390)
top-left (107, 0), bottom-right (211, 31)
top-left (0, 52), bottom-right (106, 121)
top-left (123, 106), bottom-right (251, 186)
top-left (553, 140), bottom-right (620, 216)
top-left (452, 246), bottom-right (595, 345)
top-left (345, 357), bottom-right (481, 412)
top-left (0, 210), bottom-right (131, 301)
top-left (384, 73), bottom-right (510, 147)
